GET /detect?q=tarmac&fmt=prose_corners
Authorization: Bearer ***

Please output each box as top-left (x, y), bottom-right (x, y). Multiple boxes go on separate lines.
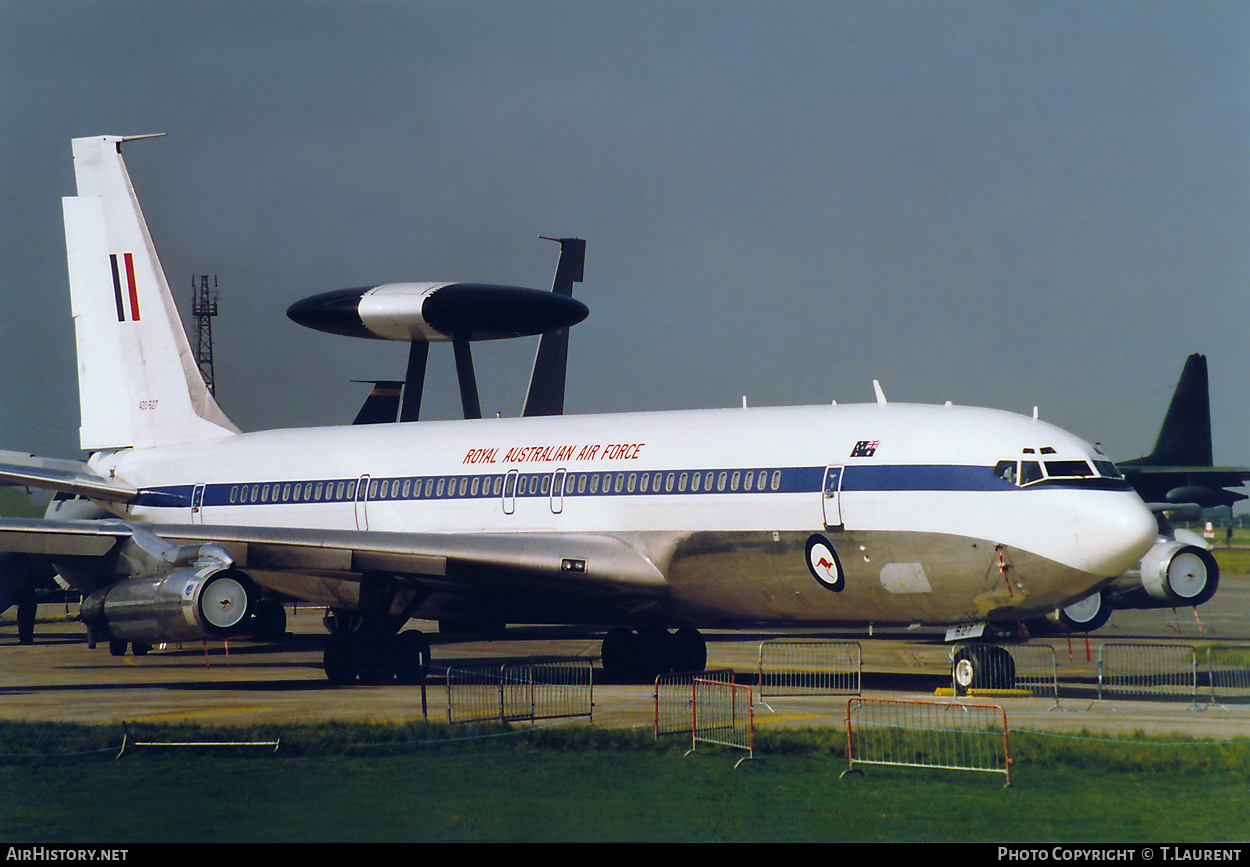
top-left (4, 575), bottom-right (1250, 740)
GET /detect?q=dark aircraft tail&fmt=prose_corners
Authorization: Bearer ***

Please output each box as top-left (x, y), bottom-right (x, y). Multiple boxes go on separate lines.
top-left (351, 381), bottom-right (404, 425)
top-left (522, 238), bottom-right (585, 417)
top-left (1120, 353), bottom-right (1213, 468)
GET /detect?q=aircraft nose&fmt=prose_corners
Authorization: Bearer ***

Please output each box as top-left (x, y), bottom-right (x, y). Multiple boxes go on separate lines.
top-left (1076, 492), bottom-right (1158, 578)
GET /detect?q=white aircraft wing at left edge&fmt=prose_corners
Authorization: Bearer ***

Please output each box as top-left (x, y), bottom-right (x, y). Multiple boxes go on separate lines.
top-left (0, 134), bottom-right (1158, 685)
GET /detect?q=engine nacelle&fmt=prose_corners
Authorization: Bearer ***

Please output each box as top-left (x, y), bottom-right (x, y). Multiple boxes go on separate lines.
top-left (81, 563), bottom-right (259, 644)
top-left (1128, 537), bottom-right (1219, 608)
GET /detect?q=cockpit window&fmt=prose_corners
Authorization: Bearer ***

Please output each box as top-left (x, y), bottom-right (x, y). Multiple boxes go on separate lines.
top-left (1043, 460), bottom-right (1094, 479)
top-left (1093, 460), bottom-right (1123, 479)
top-left (995, 454), bottom-right (1123, 487)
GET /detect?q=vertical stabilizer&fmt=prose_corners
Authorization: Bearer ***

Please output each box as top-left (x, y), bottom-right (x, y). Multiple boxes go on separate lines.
top-left (1123, 353), bottom-right (1212, 467)
top-left (62, 135), bottom-right (239, 452)
top-left (522, 237), bottom-right (585, 417)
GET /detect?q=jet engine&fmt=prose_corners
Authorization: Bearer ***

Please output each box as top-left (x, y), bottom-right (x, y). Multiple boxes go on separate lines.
top-left (1119, 533), bottom-right (1219, 609)
top-left (81, 546), bottom-right (258, 644)
top-left (1044, 530), bottom-right (1220, 634)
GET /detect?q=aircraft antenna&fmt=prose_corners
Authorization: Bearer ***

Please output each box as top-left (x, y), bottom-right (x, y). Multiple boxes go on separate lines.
top-left (191, 274), bottom-right (219, 395)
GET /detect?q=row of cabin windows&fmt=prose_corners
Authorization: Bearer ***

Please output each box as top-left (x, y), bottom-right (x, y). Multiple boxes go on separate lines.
top-left (226, 468), bottom-right (787, 505)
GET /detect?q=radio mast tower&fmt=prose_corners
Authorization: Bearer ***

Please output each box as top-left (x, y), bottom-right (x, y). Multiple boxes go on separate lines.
top-left (191, 274), bottom-right (219, 395)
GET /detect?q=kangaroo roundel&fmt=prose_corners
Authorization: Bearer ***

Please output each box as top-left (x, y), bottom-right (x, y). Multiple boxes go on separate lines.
top-left (805, 534), bottom-right (844, 592)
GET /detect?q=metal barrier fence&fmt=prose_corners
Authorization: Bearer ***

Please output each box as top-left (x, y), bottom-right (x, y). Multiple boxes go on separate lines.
top-left (843, 697), bottom-right (1011, 786)
top-left (950, 643), bottom-right (1060, 706)
top-left (685, 677), bottom-right (755, 767)
top-left (1097, 643), bottom-right (1198, 707)
top-left (755, 639), bottom-right (862, 698)
top-left (653, 669), bottom-right (736, 737)
top-left (1204, 645), bottom-right (1250, 705)
top-left (445, 659), bottom-right (594, 724)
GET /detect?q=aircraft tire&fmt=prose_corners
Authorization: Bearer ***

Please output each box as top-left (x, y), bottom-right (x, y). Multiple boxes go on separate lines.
top-left (251, 599), bottom-right (288, 641)
top-left (955, 649), bottom-right (1015, 694)
top-left (393, 630), bottom-right (431, 685)
top-left (323, 633), bottom-right (359, 685)
top-left (108, 638), bottom-right (127, 657)
top-left (600, 628), bottom-right (638, 683)
top-left (673, 627), bottom-right (707, 673)
top-left (952, 646), bottom-right (1016, 695)
top-left (1058, 590), bottom-right (1112, 633)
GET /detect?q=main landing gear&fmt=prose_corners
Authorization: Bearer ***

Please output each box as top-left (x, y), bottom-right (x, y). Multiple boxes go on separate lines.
top-left (321, 610), bottom-right (431, 685)
top-left (599, 626), bottom-right (707, 683)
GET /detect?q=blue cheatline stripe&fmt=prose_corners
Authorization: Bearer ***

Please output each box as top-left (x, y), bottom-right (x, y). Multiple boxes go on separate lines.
top-left (134, 464), bottom-right (1042, 509)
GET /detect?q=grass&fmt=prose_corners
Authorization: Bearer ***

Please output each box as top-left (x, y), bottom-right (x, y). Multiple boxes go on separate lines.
top-left (2, 721), bottom-right (1250, 843)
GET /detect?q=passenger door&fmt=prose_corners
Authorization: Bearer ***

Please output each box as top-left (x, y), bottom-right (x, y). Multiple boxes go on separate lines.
top-left (822, 465), bottom-right (843, 529)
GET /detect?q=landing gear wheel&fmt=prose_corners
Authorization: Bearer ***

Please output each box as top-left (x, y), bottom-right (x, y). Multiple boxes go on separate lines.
top-left (952, 645), bottom-right (1016, 695)
top-left (600, 628), bottom-right (638, 683)
top-left (636, 628), bottom-right (674, 681)
top-left (251, 599), bottom-right (288, 642)
top-left (392, 630), bottom-right (431, 685)
top-left (1058, 590), bottom-right (1111, 633)
top-left (108, 638), bottom-right (128, 657)
top-left (323, 633), bottom-right (360, 685)
top-left (673, 627), bottom-right (707, 673)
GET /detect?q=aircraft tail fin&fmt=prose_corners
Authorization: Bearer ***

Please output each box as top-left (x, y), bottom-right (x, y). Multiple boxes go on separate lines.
top-left (522, 237), bottom-right (585, 417)
top-left (351, 380), bottom-right (404, 425)
top-left (1122, 353), bottom-right (1212, 468)
top-left (62, 135), bottom-right (239, 452)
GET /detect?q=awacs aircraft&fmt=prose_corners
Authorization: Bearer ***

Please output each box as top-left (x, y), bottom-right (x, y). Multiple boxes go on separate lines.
top-left (1045, 353), bottom-right (1250, 633)
top-left (0, 134), bottom-right (1157, 684)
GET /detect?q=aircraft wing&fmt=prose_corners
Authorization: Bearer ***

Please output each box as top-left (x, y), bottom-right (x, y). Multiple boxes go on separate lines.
top-left (1119, 465), bottom-right (1250, 508)
top-left (0, 452), bottom-right (137, 503)
top-left (0, 517), bottom-right (670, 607)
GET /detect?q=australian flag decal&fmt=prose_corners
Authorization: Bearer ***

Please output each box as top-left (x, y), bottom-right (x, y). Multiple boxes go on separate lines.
top-left (850, 440), bottom-right (879, 458)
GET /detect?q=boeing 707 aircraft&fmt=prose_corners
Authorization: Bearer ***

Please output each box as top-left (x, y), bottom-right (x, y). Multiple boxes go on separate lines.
top-left (0, 135), bottom-right (1157, 684)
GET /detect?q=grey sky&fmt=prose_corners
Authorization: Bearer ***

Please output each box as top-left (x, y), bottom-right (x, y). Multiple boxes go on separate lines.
top-left (3, 1), bottom-right (1249, 492)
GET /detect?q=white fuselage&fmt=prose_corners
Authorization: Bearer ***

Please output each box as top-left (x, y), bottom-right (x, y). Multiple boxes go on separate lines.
top-left (89, 401), bottom-right (1158, 628)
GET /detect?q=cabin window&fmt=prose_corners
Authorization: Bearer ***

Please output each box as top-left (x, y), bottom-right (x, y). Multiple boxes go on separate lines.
top-left (639, 473), bottom-right (649, 493)
top-left (771, 470), bottom-right (781, 490)
top-left (665, 472), bottom-right (675, 492)
top-left (717, 471), bottom-right (727, 491)
top-left (678, 472), bottom-right (688, 492)
top-left (627, 473), bottom-right (637, 493)
top-left (731, 471), bottom-right (740, 491)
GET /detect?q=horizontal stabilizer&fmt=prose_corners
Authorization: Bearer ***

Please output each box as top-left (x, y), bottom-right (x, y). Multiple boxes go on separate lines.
top-left (0, 452), bottom-right (136, 503)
